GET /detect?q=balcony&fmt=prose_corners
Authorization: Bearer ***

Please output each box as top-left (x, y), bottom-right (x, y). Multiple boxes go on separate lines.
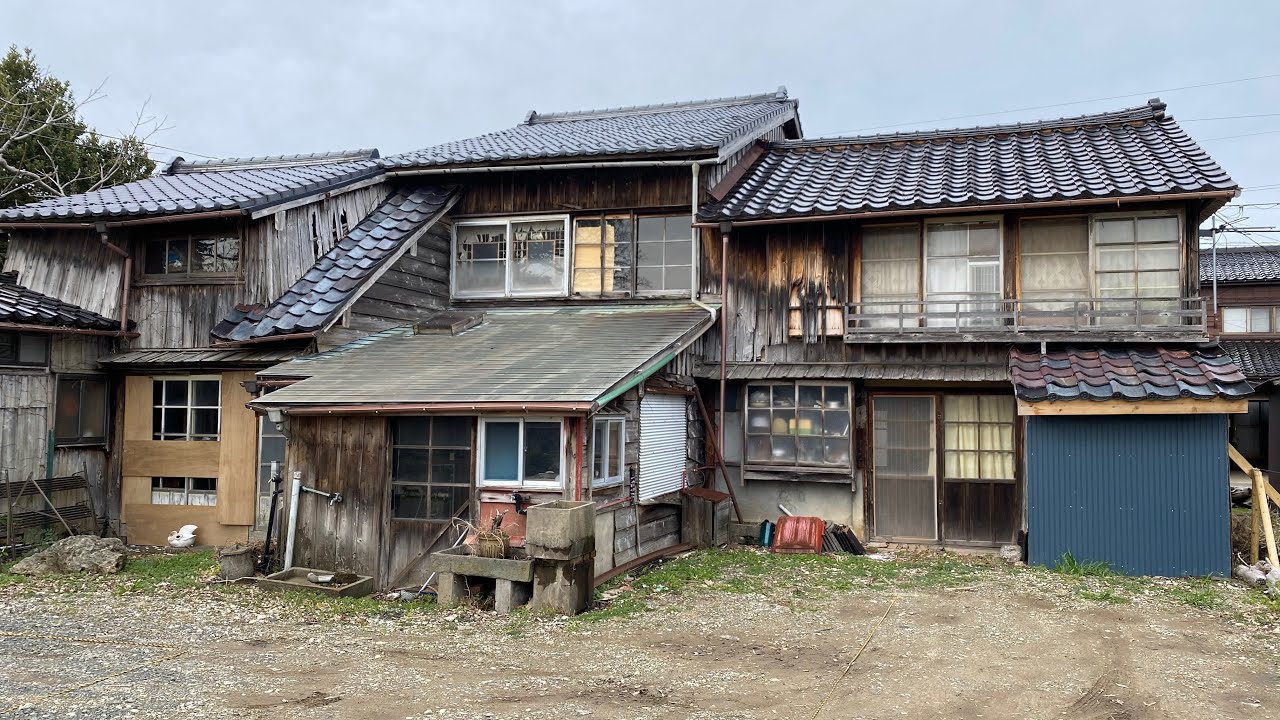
top-left (844, 296), bottom-right (1207, 343)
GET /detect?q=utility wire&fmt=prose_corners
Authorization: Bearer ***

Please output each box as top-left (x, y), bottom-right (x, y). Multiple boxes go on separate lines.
top-left (1183, 113), bottom-right (1280, 122)
top-left (1203, 128), bottom-right (1280, 142)
top-left (842, 72), bottom-right (1280, 133)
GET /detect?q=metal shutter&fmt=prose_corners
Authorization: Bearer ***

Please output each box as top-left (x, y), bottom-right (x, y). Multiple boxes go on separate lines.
top-left (638, 393), bottom-right (688, 501)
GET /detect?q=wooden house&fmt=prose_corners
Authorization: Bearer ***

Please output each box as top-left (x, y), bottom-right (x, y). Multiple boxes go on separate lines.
top-left (0, 149), bottom-right (429, 545)
top-left (695, 99), bottom-right (1247, 575)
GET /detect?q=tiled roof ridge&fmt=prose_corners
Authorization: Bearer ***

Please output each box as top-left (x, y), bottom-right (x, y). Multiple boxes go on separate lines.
top-left (164, 149), bottom-right (380, 175)
top-left (775, 98), bottom-right (1168, 149)
top-left (525, 87), bottom-right (791, 124)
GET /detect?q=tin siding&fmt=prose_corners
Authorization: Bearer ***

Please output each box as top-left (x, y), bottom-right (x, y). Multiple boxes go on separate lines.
top-left (1026, 414), bottom-right (1229, 577)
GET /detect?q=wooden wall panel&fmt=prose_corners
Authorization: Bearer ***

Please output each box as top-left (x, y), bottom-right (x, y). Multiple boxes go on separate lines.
top-left (124, 504), bottom-right (248, 546)
top-left (122, 440), bottom-right (220, 477)
top-left (454, 167), bottom-right (692, 216)
top-left (0, 372), bottom-right (51, 486)
top-left (1202, 283), bottom-right (1280, 337)
top-left (217, 371), bottom-right (258, 526)
top-left (3, 231), bottom-right (125, 319)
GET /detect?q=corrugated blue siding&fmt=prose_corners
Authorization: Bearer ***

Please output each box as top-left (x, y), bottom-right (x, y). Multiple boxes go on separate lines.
top-left (1027, 414), bottom-right (1229, 577)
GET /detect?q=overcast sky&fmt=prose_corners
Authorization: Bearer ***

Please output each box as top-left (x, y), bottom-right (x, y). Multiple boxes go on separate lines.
top-left (5, 1), bottom-right (1280, 238)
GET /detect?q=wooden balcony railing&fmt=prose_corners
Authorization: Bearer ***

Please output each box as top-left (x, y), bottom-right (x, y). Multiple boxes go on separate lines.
top-left (844, 296), bottom-right (1207, 342)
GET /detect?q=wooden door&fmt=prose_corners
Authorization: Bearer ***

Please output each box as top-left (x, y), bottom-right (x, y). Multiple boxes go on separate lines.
top-left (939, 395), bottom-right (1020, 546)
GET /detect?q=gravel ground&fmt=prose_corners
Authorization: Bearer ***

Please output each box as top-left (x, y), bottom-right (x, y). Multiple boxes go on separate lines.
top-left (0, 550), bottom-right (1277, 719)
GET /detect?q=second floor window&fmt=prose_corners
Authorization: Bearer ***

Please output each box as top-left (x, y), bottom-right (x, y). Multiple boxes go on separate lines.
top-left (453, 216), bottom-right (569, 298)
top-left (572, 214), bottom-right (693, 298)
top-left (1223, 307), bottom-right (1277, 334)
top-left (153, 377), bottom-right (220, 441)
top-left (55, 377), bottom-right (108, 445)
top-left (924, 219), bottom-right (1001, 326)
top-left (143, 235), bottom-right (241, 277)
top-left (0, 331), bottom-right (48, 367)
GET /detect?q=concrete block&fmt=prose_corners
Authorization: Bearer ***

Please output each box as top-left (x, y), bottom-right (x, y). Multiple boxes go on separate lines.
top-left (436, 572), bottom-right (465, 607)
top-left (430, 545), bottom-right (533, 582)
top-left (495, 579), bottom-right (533, 614)
top-left (525, 500), bottom-right (596, 561)
top-left (531, 554), bottom-right (595, 615)
top-left (594, 510), bottom-right (615, 577)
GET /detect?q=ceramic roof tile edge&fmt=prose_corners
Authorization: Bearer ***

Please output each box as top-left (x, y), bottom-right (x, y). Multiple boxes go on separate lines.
top-left (525, 87), bottom-right (791, 123)
top-left (1008, 345), bottom-right (1252, 403)
top-left (776, 99), bottom-right (1169, 149)
top-left (162, 149), bottom-right (380, 174)
top-left (0, 276), bottom-right (121, 330)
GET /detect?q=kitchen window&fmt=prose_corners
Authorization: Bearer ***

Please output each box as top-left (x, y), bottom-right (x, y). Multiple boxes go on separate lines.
top-left (55, 377), bottom-right (108, 445)
top-left (1223, 307), bottom-right (1277, 334)
top-left (143, 234), bottom-right (240, 277)
top-left (0, 331), bottom-right (48, 367)
top-left (479, 418), bottom-right (564, 488)
top-left (592, 417), bottom-right (625, 488)
top-left (152, 377), bottom-right (221, 441)
top-left (571, 214), bottom-right (693, 297)
top-left (151, 477), bottom-right (217, 505)
top-left (391, 417), bottom-right (472, 521)
top-left (745, 383), bottom-right (851, 468)
top-left (453, 216), bottom-right (569, 298)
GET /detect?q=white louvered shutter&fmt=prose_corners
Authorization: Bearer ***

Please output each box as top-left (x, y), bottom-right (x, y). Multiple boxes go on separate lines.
top-left (638, 393), bottom-right (688, 501)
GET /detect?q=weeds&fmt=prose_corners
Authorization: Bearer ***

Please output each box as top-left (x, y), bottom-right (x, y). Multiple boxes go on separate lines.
top-left (115, 549), bottom-right (219, 592)
top-left (1165, 578), bottom-right (1224, 610)
top-left (1077, 587), bottom-right (1130, 605)
top-left (1054, 552), bottom-right (1113, 577)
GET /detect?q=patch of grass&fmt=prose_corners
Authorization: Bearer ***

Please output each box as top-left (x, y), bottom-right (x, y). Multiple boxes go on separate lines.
top-left (1077, 586), bottom-right (1131, 605)
top-left (1053, 552), bottom-right (1113, 577)
top-left (275, 588), bottom-right (408, 619)
top-left (116, 549), bottom-right (218, 592)
top-left (576, 594), bottom-right (648, 623)
top-left (1165, 578), bottom-right (1225, 610)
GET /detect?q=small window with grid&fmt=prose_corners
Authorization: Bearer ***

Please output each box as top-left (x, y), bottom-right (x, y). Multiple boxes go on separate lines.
top-left (745, 383), bottom-right (851, 468)
top-left (152, 377), bottom-right (221, 441)
top-left (391, 417), bottom-right (472, 521)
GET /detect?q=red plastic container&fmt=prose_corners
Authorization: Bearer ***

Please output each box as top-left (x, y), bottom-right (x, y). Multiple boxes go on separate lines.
top-left (772, 516), bottom-right (826, 554)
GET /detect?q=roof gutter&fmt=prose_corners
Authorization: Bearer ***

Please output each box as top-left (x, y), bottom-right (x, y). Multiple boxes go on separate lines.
top-left (0, 322), bottom-right (138, 338)
top-left (252, 401), bottom-right (595, 416)
top-left (387, 157), bottom-right (721, 177)
top-left (0, 208), bottom-right (244, 231)
top-left (695, 189), bottom-right (1242, 229)
top-left (210, 331), bottom-right (316, 348)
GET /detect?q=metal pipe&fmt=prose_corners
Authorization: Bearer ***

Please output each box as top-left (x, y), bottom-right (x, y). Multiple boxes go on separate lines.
top-left (387, 157), bottom-right (720, 177)
top-left (694, 190), bottom-right (1240, 229)
top-left (719, 223), bottom-right (730, 452)
top-left (283, 470), bottom-right (301, 570)
top-left (258, 461), bottom-right (283, 572)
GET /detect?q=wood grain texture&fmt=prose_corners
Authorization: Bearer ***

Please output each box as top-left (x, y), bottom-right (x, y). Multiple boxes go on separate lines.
top-left (216, 371), bottom-right (258, 525)
top-left (1017, 398), bottom-right (1247, 416)
top-left (124, 503), bottom-right (248, 546)
top-left (122, 440), bottom-right (220, 477)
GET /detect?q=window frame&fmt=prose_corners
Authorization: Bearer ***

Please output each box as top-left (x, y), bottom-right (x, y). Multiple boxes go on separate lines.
top-left (569, 211), bottom-right (695, 299)
top-left (254, 417), bottom-right (287, 529)
top-left (389, 416), bottom-right (473, 522)
top-left (150, 476), bottom-right (218, 506)
top-left (0, 331), bottom-right (49, 368)
top-left (1222, 306), bottom-right (1278, 335)
top-left (141, 232), bottom-right (242, 280)
top-left (922, 216), bottom-right (1004, 323)
top-left (477, 416), bottom-right (566, 489)
top-left (591, 416), bottom-right (626, 489)
top-left (152, 375), bottom-right (222, 441)
top-left (451, 215), bottom-right (571, 299)
top-left (1088, 210), bottom-right (1183, 299)
top-left (743, 381), bottom-right (853, 470)
top-left (54, 375), bottom-right (109, 446)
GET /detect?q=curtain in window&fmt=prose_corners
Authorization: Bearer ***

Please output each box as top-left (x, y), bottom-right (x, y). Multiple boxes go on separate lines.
top-left (942, 395), bottom-right (1014, 480)
top-left (924, 221), bottom-right (1001, 326)
top-left (1020, 218), bottom-right (1089, 319)
top-left (1094, 216), bottom-right (1180, 325)
top-left (860, 225), bottom-right (920, 327)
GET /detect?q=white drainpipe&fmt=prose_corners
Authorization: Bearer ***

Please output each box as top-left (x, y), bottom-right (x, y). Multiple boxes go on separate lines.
top-left (283, 470), bottom-right (302, 569)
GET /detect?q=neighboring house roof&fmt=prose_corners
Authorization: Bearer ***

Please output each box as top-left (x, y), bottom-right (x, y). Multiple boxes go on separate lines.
top-left (212, 186), bottom-right (459, 342)
top-left (253, 305), bottom-right (714, 408)
top-left (699, 361), bottom-right (1007, 383)
top-left (1009, 346), bottom-right (1251, 402)
top-left (0, 274), bottom-right (120, 330)
top-left (98, 347), bottom-right (301, 368)
top-left (701, 99), bottom-right (1237, 223)
top-left (1199, 246), bottom-right (1280, 283)
top-left (1220, 340), bottom-right (1280, 381)
top-left (383, 90), bottom-right (799, 170)
top-left (0, 150), bottom-right (382, 223)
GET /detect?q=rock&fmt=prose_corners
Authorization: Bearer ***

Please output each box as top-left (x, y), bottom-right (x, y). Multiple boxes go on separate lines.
top-left (999, 544), bottom-right (1023, 564)
top-left (11, 535), bottom-right (127, 576)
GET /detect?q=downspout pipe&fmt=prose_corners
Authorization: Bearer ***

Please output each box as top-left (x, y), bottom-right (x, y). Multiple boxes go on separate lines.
top-left (284, 470), bottom-right (301, 569)
top-left (718, 221), bottom-right (731, 452)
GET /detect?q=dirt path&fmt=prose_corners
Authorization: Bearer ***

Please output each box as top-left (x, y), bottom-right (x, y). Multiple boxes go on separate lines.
top-left (0, 559), bottom-right (1276, 719)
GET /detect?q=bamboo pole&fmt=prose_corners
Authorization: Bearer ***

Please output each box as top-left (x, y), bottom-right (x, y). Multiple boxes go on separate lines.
top-left (1253, 469), bottom-right (1279, 568)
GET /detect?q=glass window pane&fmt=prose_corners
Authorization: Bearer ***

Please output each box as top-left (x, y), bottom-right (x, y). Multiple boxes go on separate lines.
top-left (1096, 219), bottom-right (1134, 245)
top-left (395, 417), bottom-right (429, 446)
top-left (0, 333), bottom-right (14, 362)
top-left (191, 237), bottom-right (218, 273)
top-left (80, 380), bottom-right (107, 440)
top-left (967, 223), bottom-right (1000, 255)
top-left (193, 380), bottom-right (220, 407)
top-left (746, 409), bottom-right (771, 434)
top-left (637, 216), bottom-right (664, 243)
top-left (144, 240), bottom-right (168, 274)
top-left (162, 407), bottom-right (187, 436)
top-left (797, 409), bottom-right (822, 436)
top-left (665, 216), bottom-right (691, 241)
top-left (1137, 244), bottom-right (1179, 271)
top-left (260, 435), bottom-right (286, 464)
top-left (798, 386), bottom-right (823, 408)
top-left (393, 448), bottom-right (429, 482)
top-left (55, 380), bottom-right (81, 440)
top-left (18, 335), bottom-right (47, 364)
top-left (823, 411), bottom-right (850, 437)
top-left (483, 421), bottom-right (520, 481)
top-left (592, 422), bottom-right (607, 479)
top-left (165, 238), bottom-right (189, 273)
top-left (427, 485), bottom-right (469, 520)
top-left (798, 437), bottom-right (824, 464)
top-left (511, 220), bottom-right (566, 294)
top-left (747, 386), bottom-right (771, 408)
top-left (191, 408), bottom-right (219, 437)
top-left (636, 266), bottom-right (663, 293)
top-left (430, 448), bottom-right (470, 485)
top-left (456, 224), bottom-right (508, 295)
top-left (662, 265), bottom-right (692, 292)
top-left (825, 438), bottom-right (851, 465)
top-left (771, 385), bottom-right (794, 407)
top-left (1251, 308), bottom-right (1272, 333)
top-left (1224, 308), bottom-right (1248, 333)
top-left (164, 380), bottom-right (188, 406)
top-left (432, 416), bottom-right (470, 447)
top-left (524, 421), bottom-right (561, 481)
top-left (391, 484), bottom-right (429, 519)
top-left (825, 385), bottom-right (849, 409)
top-left (926, 224), bottom-right (968, 256)
top-left (1137, 216), bottom-right (1179, 243)
top-left (607, 421), bottom-right (622, 477)
top-left (746, 435), bottom-right (770, 462)
top-left (212, 237), bottom-right (240, 272)
top-left (770, 436), bottom-right (796, 463)
top-left (191, 477), bottom-right (217, 492)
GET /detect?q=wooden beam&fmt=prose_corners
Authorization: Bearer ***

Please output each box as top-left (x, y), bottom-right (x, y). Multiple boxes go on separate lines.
top-left (1229, 443), bottom-right (1256, 475)
top-left (1254, 469), bottom-right (1279, 567)
top-left (1017, 398), bottom-right (1248, 416)
top-left (1252, 487), bottom-right (1262, 565)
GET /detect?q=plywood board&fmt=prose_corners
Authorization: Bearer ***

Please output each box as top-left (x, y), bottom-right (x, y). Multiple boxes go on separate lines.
top-left (122, 440), bottom-right (221, 477)
top-left (124, 503), bottom-right (249, 547)
top-left (217, 371), bottom-right (259, 526)
top-left (123, 376), bottom-right (152, 442)
top-left (1017, 398), bottom-right (1247, 416)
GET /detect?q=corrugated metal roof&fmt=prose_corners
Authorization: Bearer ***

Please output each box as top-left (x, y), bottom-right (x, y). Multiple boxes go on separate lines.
top-left (0, 274), bottom-right (120, 330)
top-left (701, 99), bottom-right (1237, 222)
top-left (695, 362), bottom-right (1007, 382)
top-left (1220, 339), bottom-right (1280, 381)
top-left (383, 90), bottom-right (798, 169)
top-left (1010, 346), bottom-right (1251, 402)
top-left (255, 305), bottom-right (714, 407)
top-left (212, 186), bottom-right (458, 341)
top-left (1199, 247), bottom-right (1280, 283)
top-left (99, 347), bottom-right (303, 367)
top-left (0, 150), bottom-right (382, 222)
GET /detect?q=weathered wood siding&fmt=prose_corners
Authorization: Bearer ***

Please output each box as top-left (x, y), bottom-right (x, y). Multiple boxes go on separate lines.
top-left (283, 415), bottom-right (388, 581)
top-left (453, 167), bottom-right (692, 217)
top-left (3, 230), bottom-right (125, 319)
top-left (50, 334), bottom-right (114, 528)
top-left (0, 372), bottom-right (50, 486)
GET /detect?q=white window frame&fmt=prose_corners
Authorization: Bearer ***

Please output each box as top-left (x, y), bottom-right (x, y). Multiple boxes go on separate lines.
top-left (477, 417), bottom-right (566, 489)
top-left (151, 476), bottom-right (218, 506)
top-left (451, 215), bottom-right (571, 299)
top-left (152, 375), bottom-right (222, 441)
top-left (591, 416), bottom-right (626, 488)
top-left (1222, 306), bottom-right (1277, 334)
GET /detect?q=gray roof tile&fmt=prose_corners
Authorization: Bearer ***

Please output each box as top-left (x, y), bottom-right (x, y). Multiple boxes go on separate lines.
top-left (0, 274), bottom-right (120, 330)
top-left (1009, 346), bottom-right (1251, 403)
top-left (384, 91), bottom-right (798, 169)
top-left (1, 150), bottom-right (382, 222)
top-left (1220, 340), bottom-right (1280, 381)
top-left (702, 100), bottom-right (1237, 222)
top-left (212, 185), bottom-right (458, 342)
top-left (1199, 247), bottom-right (1280, 283)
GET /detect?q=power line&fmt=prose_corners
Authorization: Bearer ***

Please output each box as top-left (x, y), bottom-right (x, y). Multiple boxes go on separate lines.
top-left (1182, 113), bottom-right (1280, 122)
top-left (841, 72), bottom-right (1280, 134)
top-left (1203, 128), bottom-right (1280, 142)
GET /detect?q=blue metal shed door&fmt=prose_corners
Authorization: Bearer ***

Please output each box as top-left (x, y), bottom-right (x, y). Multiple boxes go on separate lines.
top-left (1026, 414), bottom-right (1229, 577)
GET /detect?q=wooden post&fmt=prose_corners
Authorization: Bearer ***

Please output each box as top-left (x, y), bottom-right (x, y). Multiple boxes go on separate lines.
top-left (1253, 486), bottom-right (1262, 565)
top-left (1254, 469), bottom-right (1279, 567)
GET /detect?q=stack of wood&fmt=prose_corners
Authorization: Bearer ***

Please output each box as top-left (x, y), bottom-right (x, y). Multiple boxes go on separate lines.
top-left (1228, 445), bottom-right (1280, 577)
top-left (821, 523), bottom-right (866, 555)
